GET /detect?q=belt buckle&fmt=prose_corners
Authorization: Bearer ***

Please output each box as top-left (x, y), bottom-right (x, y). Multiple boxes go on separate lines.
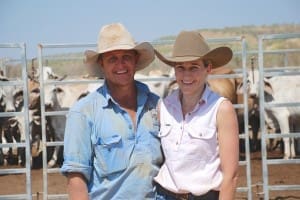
top-left (177, 193), bottom-right (189, 200)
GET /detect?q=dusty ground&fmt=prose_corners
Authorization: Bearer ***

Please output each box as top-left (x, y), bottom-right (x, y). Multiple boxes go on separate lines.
top-left (236, 150), bottom-right (300, 200)
top-left (0, 150), bottom-right (299, 200)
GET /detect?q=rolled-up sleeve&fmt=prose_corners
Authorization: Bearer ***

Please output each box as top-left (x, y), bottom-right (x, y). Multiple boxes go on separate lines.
top-left (60, 110), bottom-right (93, 182)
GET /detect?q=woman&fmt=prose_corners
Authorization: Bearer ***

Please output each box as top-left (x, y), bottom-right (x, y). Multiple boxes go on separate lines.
top-left (154, 30), bottom-right (239, 200)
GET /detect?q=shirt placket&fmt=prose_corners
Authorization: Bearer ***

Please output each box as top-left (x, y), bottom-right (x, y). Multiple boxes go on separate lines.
top-left (175, 119), bottom-right (186, 150)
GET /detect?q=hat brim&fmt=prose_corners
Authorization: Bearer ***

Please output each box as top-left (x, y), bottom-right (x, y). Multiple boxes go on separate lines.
top-left (85, 42), bottom-right (154, 71)
top-left (155, 47), bottom-right (232, 68)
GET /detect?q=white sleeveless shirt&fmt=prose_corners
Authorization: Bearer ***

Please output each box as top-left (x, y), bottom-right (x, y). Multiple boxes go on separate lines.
top-left (154, 86), bottom-right (225, 195)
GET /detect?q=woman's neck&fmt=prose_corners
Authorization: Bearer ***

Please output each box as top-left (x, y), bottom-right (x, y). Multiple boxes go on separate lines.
top-left (180, 85), bottom-right (205, 116)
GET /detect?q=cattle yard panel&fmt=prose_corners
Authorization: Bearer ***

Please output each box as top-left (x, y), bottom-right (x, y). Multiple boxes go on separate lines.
top-left (38, 43), bottom-right (102, 200)
top-left (258, 33), bottom-right (300, 199)
top-left (37, 37), bottom-right (253, 199)
top-left (38, 37), bottom-right (254, 199)
top-left (209, 37), bottom-right (253, 199)
top-left (0, 43), bottom-right (32, 199)
top-left (1, 38), bottom-right (254, 199)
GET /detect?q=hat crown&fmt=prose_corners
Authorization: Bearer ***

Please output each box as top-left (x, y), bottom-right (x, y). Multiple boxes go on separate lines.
top-left (85, 23), bottom-right (155, 71)
top-left (154, 30), bottom-right (233, 68)
top-left (172, 31), bottom-right (210, 58)
top-left (97, 23), bottom-right (135, 53)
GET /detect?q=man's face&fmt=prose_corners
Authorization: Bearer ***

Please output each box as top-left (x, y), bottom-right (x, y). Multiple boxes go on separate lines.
top-left (99, 50), bottom-right (138, 88)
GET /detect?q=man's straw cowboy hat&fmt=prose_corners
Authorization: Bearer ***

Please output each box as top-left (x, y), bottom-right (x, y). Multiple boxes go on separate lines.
top-left (85, 23), bottom-right (155, 71)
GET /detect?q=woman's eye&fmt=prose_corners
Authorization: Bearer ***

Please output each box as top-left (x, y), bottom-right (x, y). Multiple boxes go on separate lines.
top-left (175, 66), bottom-right (184, 72)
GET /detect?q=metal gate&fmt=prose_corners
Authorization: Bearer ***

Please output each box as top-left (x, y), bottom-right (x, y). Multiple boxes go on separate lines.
top-left (1, 36), bottom-right (255, 199)
top-left (0, 43), bottom-right (32, 199)
top-left (257, 33), bottom-right (300, 199)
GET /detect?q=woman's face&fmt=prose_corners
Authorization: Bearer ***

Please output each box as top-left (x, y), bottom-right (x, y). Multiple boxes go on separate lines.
top-left (174, 59), bottom-right (211, 96)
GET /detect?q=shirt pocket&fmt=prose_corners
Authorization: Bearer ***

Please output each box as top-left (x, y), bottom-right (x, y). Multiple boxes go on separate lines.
top-left (158, 124), bottom-right (172, 138)
top-left (184, 127), bottom-right (217, 160)
top-left (158, 124), bottom-right (175, 158)
top-left (186, 126), bottom-right (216, 140)
top-left (93, 134), bottom-right (130, 177)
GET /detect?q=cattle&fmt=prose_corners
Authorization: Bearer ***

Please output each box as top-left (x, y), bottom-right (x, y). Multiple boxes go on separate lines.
top-left (0, 76), bottom-right (24, 112)
top-left (0, 76), bottom-right (25, 166)
top-left (1, 115), bottom-right (26, 166)
top-left (26, 64), bottom-right (98, 168)
top-left (26, 66), bottom-right (71, 168)
top-left (237, 68), bottom-right (300, 159)
top-left (210, 68), bottom-right (261, 153)
top-left (0, 67), bottom-right (92, 168)
top-left (30, 110), bottom-right (56, 169)
top-left (42, 82), bottom-right (95, 167)
top-left (135, 69), bottom-right (173, 98)
top-left (28, 66), bottom-right (60, 82)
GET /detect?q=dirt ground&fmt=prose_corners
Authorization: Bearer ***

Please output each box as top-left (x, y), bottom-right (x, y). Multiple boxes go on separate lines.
top-left (0, 150), bottom-right (299, 200)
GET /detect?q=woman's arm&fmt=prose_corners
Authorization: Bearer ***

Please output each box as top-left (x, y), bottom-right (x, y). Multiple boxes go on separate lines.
top-left (67, 172), bottom-right (89, 200)
top-left (217, 99), bottom-right (239, 200)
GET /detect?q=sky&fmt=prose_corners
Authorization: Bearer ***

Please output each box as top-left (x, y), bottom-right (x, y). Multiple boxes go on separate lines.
top-left (1, 0), bottom-right (300, 59)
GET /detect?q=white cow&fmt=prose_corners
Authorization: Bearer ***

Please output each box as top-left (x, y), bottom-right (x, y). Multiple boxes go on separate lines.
top-left (0, 77), bottom-right (24, 112)
top-left (0, 76), bottom-right (25, 165)
top-left (237, 69), bottom-right (300, 159)
top-left (135, 70), bottom-right (173, 98)
top-left (43, 82), bottom-right (98, 167)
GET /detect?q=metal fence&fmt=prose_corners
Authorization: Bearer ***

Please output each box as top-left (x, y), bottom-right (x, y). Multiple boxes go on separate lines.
top-left (1, 34), bottom-right (299, 199)
top-left (0, 43), bottom-right (32, 199)
top-left (257, 33), bottom-right (300, 199)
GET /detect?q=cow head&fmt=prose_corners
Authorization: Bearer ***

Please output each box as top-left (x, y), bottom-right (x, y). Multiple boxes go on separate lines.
top-left (236, 69), bottom-right (259, 97)
top-left (0, 78), bottom-right (24, 112)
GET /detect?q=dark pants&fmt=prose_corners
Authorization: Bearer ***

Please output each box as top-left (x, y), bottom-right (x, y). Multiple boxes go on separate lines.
top-left (155, 183), bottom-right (219, 200)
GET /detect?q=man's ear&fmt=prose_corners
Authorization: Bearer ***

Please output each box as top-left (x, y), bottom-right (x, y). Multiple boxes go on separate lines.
top-left (207, 64), bottom-right (212, 73)
top-left (135, 52), bottom-right (140, 65)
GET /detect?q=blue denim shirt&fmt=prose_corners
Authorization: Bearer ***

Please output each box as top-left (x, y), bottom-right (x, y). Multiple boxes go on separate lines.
top-left (61, 81), bottom-right (163, 199)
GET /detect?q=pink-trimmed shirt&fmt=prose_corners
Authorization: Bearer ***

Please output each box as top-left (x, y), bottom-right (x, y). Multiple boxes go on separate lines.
top-left (154, 85), bottom-right (225, 195)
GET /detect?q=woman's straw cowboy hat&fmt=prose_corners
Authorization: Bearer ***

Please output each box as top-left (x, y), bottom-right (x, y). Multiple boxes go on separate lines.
top-left (155, 30), bottom-right (233, 68)
top-left (85, 23), bottom-right (155, 71)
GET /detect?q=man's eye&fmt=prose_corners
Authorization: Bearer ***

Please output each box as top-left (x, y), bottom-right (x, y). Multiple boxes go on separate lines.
top-left (191, 66), bottom-right (200, 72)
top-left (108, 57), bottom-right (117, 64)
top-left (123, 55), bottom-right (133, 62)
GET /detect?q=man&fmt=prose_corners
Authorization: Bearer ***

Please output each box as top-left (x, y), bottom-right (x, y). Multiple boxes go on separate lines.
top-left (61, 23), bottom-right (163, 200)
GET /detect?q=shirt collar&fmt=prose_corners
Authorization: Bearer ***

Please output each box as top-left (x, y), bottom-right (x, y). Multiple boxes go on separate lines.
top-left (165, 83), bottom-right (211, 111)
top-left (97, 80), bottom-right (151, 108)
top-left (201, 84), bottom-right (210, 104)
